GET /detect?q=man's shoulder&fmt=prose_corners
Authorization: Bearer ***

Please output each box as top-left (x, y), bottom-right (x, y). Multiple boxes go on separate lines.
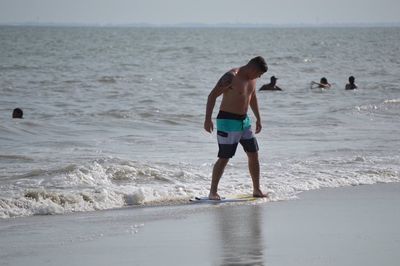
top-left (226, 68), bottom-right (238, 76)
top-left (345, 83), bottom-right (357, 90)
top-left (217, 69), bottom-right (236, 89)
top-left (221, 69), bottom-right (237, 79)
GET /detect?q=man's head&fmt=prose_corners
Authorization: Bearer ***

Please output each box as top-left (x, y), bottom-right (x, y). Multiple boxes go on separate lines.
top-left (247, 56), bottom-right (268, 79)
top-left (349, 76), bottom-right (355, 84)
top-left (12, 108), bottom-right (23, 119)
top-left (270, 76), bottom-right (278, 84)
top-left (320, 77), bottom-right (328, 84)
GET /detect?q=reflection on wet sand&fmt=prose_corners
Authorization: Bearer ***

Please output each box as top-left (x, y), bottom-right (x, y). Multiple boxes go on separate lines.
top-left (214, 205), bottom-right (265, 266)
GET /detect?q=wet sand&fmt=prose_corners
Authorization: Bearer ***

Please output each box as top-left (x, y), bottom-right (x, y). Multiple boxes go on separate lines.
top-left (1, 183), bottom-right (399, 266)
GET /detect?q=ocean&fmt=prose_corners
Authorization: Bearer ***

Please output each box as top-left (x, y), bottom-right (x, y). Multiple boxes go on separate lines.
top-left (1, 26), bottom-right (399, 218)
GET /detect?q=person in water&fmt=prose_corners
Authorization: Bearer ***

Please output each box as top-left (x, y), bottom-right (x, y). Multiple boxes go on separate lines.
top-left (345, 76), bottom-right (358, 90)
top-left (12, 108), bottom-right (23, 119)
top-left (312, 77), bottom-right (331, 89)
top-left (204, 56), bottom-right (268, 200)
top-left (259, 76), bottom-right (282, 91)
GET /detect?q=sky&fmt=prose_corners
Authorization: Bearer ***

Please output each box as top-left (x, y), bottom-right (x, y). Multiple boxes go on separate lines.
top-left (0, 0), bottom-right (399, 25)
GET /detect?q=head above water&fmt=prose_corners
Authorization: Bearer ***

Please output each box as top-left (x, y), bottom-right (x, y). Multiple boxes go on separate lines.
top-left (320, 77), bottom-right (328, 84)
top-left (270, 76), bottom-right (278, 83)
top-left (349, 76), bottom-right (355, 83)
top-left (12, 108), bottom-right (23, 119)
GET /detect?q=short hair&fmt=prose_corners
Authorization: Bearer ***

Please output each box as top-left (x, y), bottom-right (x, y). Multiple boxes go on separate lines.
top-left (320, 77), bottom-right (328, 84)
top-left (12, 108), bottom-right (23, 119)
top-left (349, 76), bottom-right (355, 82)
top-left (248, 56), bottom-right (268, 73)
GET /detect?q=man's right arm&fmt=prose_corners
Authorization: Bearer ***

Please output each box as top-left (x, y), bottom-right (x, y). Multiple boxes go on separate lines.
top-left (204, 71), bottom-right (234, 133)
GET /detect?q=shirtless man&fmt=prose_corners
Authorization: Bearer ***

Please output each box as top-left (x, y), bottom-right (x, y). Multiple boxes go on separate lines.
top-left (345, 76), bottom-right (358, 90)
top-left (204, 56), bottom-right (268, 200)
top-left (259, 76), bottom-right (282, 91)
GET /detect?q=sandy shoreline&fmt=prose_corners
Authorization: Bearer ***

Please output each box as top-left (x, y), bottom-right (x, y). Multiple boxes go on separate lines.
top-left (1, 183), bottom-right (400, 266)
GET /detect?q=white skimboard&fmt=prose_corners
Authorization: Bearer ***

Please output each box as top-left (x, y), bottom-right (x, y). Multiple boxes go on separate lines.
top-left (189, 195), bottom-right (258, 204)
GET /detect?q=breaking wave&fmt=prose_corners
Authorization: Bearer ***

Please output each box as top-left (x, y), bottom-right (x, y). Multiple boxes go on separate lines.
top-left (1, 155), bottom-right (399, 219)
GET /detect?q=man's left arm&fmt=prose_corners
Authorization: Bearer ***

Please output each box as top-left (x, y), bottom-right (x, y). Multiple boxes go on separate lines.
top-left (250, 89), bottom-right (262, 134)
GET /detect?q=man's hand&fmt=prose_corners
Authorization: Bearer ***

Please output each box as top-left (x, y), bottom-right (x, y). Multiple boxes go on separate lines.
top-left (204, 119), bottom-right (214, 133)
top-left (255, 120), bottom-right (262, 134)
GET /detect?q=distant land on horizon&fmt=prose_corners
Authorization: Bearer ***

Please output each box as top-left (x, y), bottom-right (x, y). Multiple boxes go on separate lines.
top-left (1, 21), bottom-right (400, 28)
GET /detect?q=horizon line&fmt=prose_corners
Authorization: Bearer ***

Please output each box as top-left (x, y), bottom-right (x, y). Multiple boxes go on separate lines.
top-left (1, 21), bottom-right (400, 28)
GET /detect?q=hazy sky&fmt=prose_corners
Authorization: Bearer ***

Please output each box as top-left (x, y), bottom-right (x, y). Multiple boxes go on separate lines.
top-left (1, 0), bottom-right (399, 25)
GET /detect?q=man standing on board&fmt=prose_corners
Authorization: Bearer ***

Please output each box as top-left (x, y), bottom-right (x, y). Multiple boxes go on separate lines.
top-left (204, 56), bottom-right (268, 200)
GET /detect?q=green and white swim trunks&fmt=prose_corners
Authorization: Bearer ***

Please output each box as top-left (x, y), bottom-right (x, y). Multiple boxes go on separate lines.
top-left (216, 110), bottom-right (259, 158)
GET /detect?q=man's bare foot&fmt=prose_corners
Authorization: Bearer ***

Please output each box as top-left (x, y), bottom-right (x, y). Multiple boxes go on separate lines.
top-left (208, 192), bottom-right (221, 200)
top-left (253, 189), bottom-right (268, 198)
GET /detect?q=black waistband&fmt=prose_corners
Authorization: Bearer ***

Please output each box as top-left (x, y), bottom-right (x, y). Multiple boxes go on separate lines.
top-left (217, 111), bottom-right (247, 120)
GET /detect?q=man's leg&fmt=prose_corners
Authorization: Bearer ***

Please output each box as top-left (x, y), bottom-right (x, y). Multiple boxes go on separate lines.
top-left (209, 158), bottom-right (229, 200)
top-left (246, 151), bottom-right (267, 197)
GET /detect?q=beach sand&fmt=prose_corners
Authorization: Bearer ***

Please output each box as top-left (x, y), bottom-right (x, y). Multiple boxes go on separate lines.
top-left (1, 183), bottom-right (399, 266)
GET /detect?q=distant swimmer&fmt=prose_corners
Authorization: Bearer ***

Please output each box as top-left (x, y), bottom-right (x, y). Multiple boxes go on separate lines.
top-left (311, 77), bottom-right (331, 89)
top-left (12, 108), bottom-right (23, 119)
top-left (259, 76), bottom-right (282, 91)
top-left (204, 56), bottom-right (268, 200)
top-left (345, 76), bottom-right (358, 90)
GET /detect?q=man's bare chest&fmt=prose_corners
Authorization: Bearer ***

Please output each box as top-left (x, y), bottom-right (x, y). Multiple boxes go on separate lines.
top-left (230, 79), bottom-right (253, 96)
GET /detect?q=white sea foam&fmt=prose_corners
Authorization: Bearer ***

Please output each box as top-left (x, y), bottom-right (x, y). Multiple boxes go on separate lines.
top-left (355, 98), bottom-right (400, 115)
top-left (1, 155), bottom-right (399, 219)
top-left (384, 99), bottom-right (400, 104)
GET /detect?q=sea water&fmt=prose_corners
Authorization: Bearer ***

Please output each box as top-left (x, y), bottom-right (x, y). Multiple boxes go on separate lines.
top-left (1, 26), bottom-right (399, 218)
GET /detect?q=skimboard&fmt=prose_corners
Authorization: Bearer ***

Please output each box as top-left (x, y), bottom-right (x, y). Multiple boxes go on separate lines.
top-left (189, 194), bottom-right (258, 204)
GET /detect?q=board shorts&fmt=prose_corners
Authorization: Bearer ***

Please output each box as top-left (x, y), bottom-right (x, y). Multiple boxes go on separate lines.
top-left (216, 111), bottom-right (259, 158)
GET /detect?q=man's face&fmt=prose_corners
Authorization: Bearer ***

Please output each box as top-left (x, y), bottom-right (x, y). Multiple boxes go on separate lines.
top-left (250, 68), bottom-right (266, 80)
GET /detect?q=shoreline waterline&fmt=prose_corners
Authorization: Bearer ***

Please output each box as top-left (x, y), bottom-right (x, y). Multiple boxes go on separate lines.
top-left (1, 182), bottom-right (399, 265)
